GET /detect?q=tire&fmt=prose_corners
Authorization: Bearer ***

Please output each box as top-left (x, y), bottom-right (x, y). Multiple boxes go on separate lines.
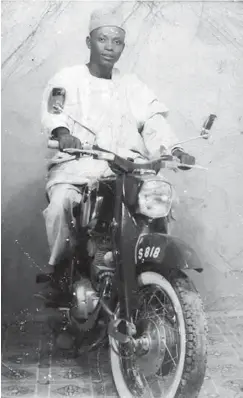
top-left (109, 270), bottom-right (207, 398)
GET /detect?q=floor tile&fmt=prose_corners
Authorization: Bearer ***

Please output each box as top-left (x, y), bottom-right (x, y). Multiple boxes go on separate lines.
top-left (2, 312), bottom-right (243, 397)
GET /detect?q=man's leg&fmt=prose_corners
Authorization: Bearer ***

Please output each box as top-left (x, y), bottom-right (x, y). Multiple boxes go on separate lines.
top-left (44, 183), bottom-right (82, 267)
top-left (36, 183), bottom-right (82, 302)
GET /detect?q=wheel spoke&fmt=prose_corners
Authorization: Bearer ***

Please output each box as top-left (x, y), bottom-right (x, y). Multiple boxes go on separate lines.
top-left (162, 341), bottom-right (177, 367)
top-left (112, 278), bottom-right (185, 397)
top-left (143, 299), bottom-right (179, 335)
top-left (110, 272), bottom-right (206, 398)
top-left (147, 288), bottom-right (162, 306)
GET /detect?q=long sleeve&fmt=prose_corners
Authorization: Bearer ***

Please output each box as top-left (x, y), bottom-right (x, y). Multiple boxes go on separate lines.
top-left (142, 113), bottom-right (180, 158)
top-left (41, 67), bottom-right (75, 137)
top-left (128, 75), bottom-right (180, 158)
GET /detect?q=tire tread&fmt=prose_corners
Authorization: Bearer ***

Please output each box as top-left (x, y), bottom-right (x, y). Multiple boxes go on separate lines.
top-left (171, 273), bottom-right (208, 398)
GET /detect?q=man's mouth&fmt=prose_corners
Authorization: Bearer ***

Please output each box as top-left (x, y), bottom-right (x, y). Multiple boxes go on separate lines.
top-left (101, 54), bottom-right (114, 60)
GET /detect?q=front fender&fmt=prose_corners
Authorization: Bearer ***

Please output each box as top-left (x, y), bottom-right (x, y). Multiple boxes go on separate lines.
top-left (135, 233), bottom-right (203, 272)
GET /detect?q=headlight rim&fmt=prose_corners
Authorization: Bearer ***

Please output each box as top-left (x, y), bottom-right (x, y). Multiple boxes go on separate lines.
top-left (137, 178), bottom-right (173, 218)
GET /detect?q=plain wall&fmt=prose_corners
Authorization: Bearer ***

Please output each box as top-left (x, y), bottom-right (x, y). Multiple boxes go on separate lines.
top-left (2, 1), bottom-right (243, 323)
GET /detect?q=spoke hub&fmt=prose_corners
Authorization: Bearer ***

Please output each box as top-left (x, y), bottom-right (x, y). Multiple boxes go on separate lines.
top-left (134, 317), bottom-right (166, 377)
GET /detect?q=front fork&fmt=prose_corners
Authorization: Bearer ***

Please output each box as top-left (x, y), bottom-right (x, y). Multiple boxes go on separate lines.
top-left (109, 176), bottom-right (139, 340)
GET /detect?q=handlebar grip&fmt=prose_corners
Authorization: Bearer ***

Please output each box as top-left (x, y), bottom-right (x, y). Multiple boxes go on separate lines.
top-left (203, 114), bottom-right (217, 131)
top-left (48, 139), bottom-right (59, 149)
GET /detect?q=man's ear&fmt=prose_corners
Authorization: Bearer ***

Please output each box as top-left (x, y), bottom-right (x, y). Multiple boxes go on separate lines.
top-left (86, 36), bottom-right (91, 49)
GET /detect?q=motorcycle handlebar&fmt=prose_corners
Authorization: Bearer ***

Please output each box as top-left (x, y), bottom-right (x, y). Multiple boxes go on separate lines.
top-left (46, 113), bottom-right (217, 170)
top-left (47, 139), bottom-right (207, 171)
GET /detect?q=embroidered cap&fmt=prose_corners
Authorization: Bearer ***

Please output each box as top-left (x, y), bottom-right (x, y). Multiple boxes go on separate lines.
top-left (89, 6), bottom-right (126, 34)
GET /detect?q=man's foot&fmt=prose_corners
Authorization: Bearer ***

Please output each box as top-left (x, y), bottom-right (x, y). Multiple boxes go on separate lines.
top-left (35, 261), bottom-right (71, 305)
top-left (34, 275), bottom-right (69, 305)
top-left (34, 287), bottom-right (72, 308)
top-left (36, 273), bottom-right (53, 284)
top-left (34, 284), bottom-right (62, 303)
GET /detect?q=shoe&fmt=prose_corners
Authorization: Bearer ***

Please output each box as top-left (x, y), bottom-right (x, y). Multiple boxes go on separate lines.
top-left (34, 279), bottom-right (62, 302)
top-left (34, 284), bottom-right (56, 299)
top-left (36, 273), bottom-right (53, 284)
top-left (34, 285), bottom-right (72, 308)
top-left (34, 261), bottom-right (71, 305)
top-left (35, 269), bottom-right (69, 302)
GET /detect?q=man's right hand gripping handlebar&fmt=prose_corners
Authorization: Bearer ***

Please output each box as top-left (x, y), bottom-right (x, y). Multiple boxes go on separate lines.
top-left (52, 127), bottom-right (82, 151)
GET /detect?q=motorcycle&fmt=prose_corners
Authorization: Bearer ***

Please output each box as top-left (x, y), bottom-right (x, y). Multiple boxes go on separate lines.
top-left (37, 114), bottom-right (216, 398)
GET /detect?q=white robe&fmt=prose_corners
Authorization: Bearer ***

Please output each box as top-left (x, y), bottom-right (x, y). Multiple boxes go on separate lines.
top-left (41, 64), bottom-right (179, 192)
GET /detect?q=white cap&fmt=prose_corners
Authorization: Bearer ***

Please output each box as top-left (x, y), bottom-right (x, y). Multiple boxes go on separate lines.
top-left (89, 6), bottom-right (126, 34)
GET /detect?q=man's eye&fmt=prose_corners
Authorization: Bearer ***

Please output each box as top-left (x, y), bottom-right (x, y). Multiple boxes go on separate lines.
top-left (115, 40), bottom-right (122, 45)
top-left (99, 37), bottom-right (105, 42)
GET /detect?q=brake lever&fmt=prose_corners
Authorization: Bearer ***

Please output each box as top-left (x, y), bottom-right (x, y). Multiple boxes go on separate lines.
top-left (63, 148), bottom-right (95, 155)
top-left (178, 163), bottom-right (208, 171)
top-left (162, 158), bottom-right (208, 171)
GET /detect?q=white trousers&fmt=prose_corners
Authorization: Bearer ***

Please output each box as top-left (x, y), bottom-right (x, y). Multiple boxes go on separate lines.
top-left (43, 184), bottom-right (82, 266)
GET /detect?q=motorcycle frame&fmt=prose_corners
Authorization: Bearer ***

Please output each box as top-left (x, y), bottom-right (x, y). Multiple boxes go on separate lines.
top-left (111, 174), bottom-right (139, 324)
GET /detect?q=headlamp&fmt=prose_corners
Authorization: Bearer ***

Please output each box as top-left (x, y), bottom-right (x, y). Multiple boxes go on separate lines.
top-left (137, 179), bottom-right (173, 218)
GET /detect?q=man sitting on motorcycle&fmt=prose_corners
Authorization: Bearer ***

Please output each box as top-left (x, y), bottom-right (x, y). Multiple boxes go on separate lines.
top-left (37, 6), bottom-right (195, 303)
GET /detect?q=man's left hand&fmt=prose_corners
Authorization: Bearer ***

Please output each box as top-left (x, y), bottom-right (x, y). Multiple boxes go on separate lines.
top-left (173, 149), bottom-right (196, 170)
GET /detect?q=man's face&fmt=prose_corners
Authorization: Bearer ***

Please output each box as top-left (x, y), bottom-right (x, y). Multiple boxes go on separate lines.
top-left (87, 26), bottom-right (125, 67)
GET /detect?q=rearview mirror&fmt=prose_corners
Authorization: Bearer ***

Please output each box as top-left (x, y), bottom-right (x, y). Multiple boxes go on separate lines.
top-left (200, 114), bottom-right (217, 139)
top-left (47, 87), bottom-right (66, 114)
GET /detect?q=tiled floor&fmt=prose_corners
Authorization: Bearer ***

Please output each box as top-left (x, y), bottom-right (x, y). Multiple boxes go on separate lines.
top-left (1, 309), bottom-right (243, 398)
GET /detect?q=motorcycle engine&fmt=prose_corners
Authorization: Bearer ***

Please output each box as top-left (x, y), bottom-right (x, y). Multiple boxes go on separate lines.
top-left (72, 278), bottom-right (99, 320)
top-left (87, 230), bottom-right (115, 284)
top-left (71, 227), bottom-right (114, 320)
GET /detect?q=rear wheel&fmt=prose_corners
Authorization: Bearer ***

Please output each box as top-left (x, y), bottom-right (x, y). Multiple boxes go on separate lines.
top-left (110, 270), bottom-right (207, 398)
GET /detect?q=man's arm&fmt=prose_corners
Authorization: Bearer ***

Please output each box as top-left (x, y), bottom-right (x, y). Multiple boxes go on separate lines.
top-left (141, 113), bottom-right (181, 158)
top-left (128, 75), bottom-right (195, 167)
top-left (41, 68), bottom-right (81, 150)
top-left (128, 74), bottom-right (181, 156)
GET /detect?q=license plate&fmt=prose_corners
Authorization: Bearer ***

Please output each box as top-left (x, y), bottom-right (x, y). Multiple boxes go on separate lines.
top-left (135, 234), bottom-right (167, 264)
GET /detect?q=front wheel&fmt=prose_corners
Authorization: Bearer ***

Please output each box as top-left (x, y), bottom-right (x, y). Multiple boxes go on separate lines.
top-left (110, 270), bottom-right (207, 398)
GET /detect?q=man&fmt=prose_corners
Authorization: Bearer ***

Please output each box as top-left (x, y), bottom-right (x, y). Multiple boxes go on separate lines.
top-left (37, 6), bottom-right (195, 302)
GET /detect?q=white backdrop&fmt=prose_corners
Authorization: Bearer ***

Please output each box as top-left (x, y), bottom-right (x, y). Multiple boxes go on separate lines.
top-left (2, 1), bottom-right (243, 321)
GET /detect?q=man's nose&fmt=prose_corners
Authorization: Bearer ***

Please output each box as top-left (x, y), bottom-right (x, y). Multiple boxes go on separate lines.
top-left (104, 40), bottom-right (114, 51)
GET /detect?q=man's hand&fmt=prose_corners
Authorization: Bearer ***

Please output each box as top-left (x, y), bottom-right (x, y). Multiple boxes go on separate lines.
top-left (59, 134), bottom-right (82, 151)
top-left (52, 127), bottom-right (82, 151)
top-left (172, 148), bottom-right (195, 170)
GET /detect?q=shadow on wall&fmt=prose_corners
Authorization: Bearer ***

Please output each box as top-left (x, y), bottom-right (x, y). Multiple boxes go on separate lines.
top-left (2, 179), bottom-right (49, 324)
top-left (172, 198), bottom-right (216, 305)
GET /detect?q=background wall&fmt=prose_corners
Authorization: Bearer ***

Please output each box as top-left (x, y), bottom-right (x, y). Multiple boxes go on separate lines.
top-left (2, 0), bottom-right (243, 323)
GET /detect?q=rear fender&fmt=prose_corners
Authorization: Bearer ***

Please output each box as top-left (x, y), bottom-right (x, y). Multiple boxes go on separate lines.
top-left (135, 233), bottom-right (203, 272)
